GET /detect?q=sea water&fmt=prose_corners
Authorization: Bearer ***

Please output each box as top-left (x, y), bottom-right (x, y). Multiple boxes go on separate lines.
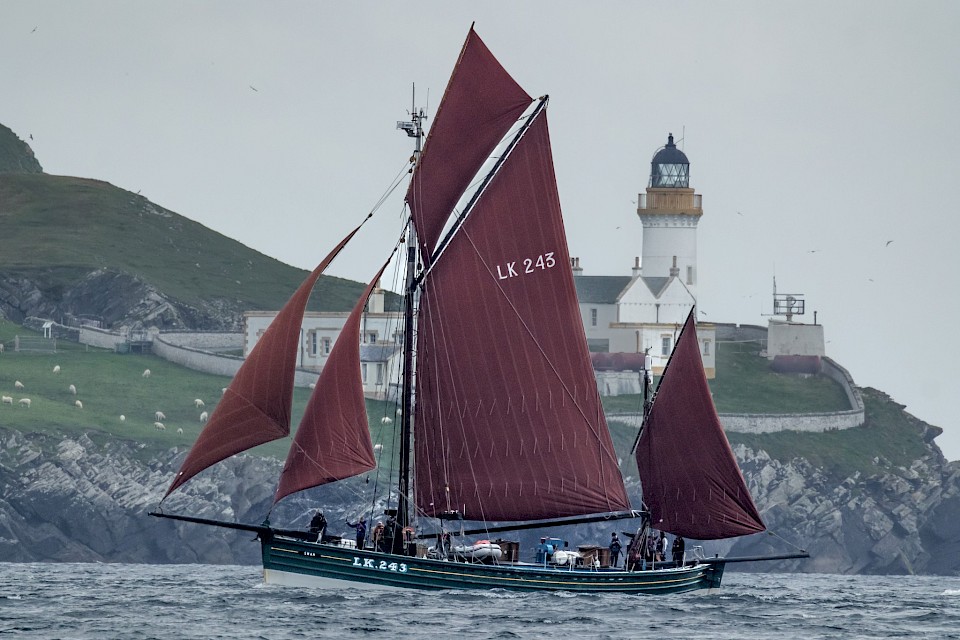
top-left (0, 563), bottom-right (957, 639)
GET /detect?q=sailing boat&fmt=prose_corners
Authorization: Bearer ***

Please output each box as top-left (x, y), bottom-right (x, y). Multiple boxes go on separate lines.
top-left (152, 27), bottom-right (806, 593)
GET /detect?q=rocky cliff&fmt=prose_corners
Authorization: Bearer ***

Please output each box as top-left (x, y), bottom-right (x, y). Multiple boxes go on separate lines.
top-left (2, 396), bottom-right (957, 575)
top-left (0, 269), bottom-right (246, 332)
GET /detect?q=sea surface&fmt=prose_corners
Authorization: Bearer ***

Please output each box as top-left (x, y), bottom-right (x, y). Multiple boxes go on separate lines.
top-left (0, 563), bottom-right (957, 639)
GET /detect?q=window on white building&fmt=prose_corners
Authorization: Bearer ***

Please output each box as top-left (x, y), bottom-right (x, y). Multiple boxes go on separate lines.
top-left (309, 332), bottom-right (318, 356)
top-left (661, 335), bottom-right (672, 357)
top-left (703, 339), bottom-right (711, 356)
top-left (687, 265), bottom-right (693, 285)
top-left (322, 337), bottom-right (331, 355)
top-left (361, 363), bottom-right (368, 383)
top-left (376, 363), bottom-right (384, 384)
top-left (590, 308), bottom-right (598, 327)
top-left (366, 331), bottom-right (377, 344)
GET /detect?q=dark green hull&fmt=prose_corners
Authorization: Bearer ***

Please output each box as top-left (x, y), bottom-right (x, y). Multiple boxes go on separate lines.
top-left (262, 533), bottom-right (725, 594)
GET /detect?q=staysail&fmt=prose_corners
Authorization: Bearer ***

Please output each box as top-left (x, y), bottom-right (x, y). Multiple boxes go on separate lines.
top-left (273, 263), bottom-right (389, 504)
top-left (635, 311), bottom-right (765, 539)
top-left (413, 111), bottom-right (630, 522)
top-left (164, 225), bottom-right (363, 498)
top-left (406, 26), bottom-right (533, 263)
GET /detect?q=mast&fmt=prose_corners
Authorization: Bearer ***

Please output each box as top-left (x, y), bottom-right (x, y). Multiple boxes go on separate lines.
top-left (396, 87), bottom-right (426, 529)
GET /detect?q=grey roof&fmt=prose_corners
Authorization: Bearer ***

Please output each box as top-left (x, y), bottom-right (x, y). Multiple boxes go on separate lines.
top-left (574, 276), bottom-right (633, 304)
top-left (651, 133), bottom-right (690, 166)
top-left (640, 276), bottom-right (672, 298)
top-left (360, 344), bottom-right (401, 362)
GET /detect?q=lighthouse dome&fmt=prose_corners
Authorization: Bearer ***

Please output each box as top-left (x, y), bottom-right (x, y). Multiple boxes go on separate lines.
top-left (649, 133), bottom-right (690, 188)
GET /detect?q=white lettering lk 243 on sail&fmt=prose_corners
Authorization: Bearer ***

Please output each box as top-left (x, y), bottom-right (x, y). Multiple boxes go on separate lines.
top-left (495, 252), bottom-right (556, 280)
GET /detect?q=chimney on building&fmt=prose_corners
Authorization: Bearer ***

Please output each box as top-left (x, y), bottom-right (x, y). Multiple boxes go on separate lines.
top-left (632, 256), bottom-right (642, 277)
top-left (571, 257), bottom-right (583, 276)
top-left (669, 255), bottom-right (679, 277)
top-left (368, 279), bottom-right (385, 314)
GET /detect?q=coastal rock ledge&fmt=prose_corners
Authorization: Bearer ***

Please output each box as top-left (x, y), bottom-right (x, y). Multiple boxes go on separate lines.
top-left (1, 424), bottom-right (958, 575)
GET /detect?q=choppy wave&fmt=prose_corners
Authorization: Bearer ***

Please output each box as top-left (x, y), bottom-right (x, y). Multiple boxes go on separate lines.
top-left (0, 564), bottom-right (958, 639)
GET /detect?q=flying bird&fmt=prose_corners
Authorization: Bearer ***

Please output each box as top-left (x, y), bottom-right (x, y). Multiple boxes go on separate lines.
top-left (29, 134), bottom-right (33, 140)
top-left (31, 26), bottom-right (37, 33)
top-left (736, 211), bottom-right (743, 216)
top-left (885, 240), bottom-right (893, 247)
top-left (249, 85), bottom-right (258, 92)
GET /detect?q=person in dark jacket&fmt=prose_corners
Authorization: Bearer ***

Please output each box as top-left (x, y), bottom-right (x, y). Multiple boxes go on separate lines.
top-left (609, 532), bottom-right (623, 568)
top-left (671, 535), bottom-right (685, 565)
top-left (308, 510), bottom-right (327, 542)
top-left (346, 517), bottom-right (367, 550)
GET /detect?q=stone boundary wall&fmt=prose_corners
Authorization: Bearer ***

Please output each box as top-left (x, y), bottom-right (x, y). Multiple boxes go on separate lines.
top-left (606, 336), bottom-right (866, 434)
top-left (152, 333), bottom-right (319, 387)
top-left (78, 325), bottom-right (131, 349)
top-left (158, 332), bottom-right (242, 352)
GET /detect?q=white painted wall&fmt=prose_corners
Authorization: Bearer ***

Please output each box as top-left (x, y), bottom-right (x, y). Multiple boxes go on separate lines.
top-left (766, 320), bottom-right (825, 358)
top-left (616, 278), bottom-right (695, 325)
top-left (639, 214), bottom-right (699, 285)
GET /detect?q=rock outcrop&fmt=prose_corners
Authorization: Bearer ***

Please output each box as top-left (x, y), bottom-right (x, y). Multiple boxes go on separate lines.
top-left (1, 416), bottom-right (958, 573)
top-left (728, 445), bottom-right (960, 575)
top-left (0, 271), bottom-right (244, 331)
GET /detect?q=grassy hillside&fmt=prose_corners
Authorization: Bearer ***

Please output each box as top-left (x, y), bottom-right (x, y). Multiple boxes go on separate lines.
top-left (0, 318), bottom-right (399, 467)
top-left (601, 338), bottom-right (851, 415)
top-left (3, 315), bottom-right (931, 486)
top-left (0, 173), bottom-right (370, 313)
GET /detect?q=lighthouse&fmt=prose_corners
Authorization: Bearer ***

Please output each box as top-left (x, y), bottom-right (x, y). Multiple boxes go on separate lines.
top-left (637, 133), bottom-right (702, 298)
top-left (573, 133), bottom-right (714, 379)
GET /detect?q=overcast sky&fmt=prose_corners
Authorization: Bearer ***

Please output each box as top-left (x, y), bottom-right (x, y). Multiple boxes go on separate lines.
top-left (3, 1), bottom-right (958, 460)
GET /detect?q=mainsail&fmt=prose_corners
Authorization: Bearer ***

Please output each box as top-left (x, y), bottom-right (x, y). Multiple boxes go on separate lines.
top-left (164, 225), bottom-right (363, 498)
top-left (273, 263), bottom-right (388, 504)
top-left (413, 111), bottom-right (630, 521)
top-left (635, 311), bottom-right (765, 539)
top-left (406, 26), bottom-right (533, 263)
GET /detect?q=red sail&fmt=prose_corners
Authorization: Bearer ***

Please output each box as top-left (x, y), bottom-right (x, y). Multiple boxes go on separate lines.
top-left (406, 27), bottom-right (532, 263)
top-left (164, 225), bottom-right (362, 498)
top-left (414, 113), bottom-right (629, 521)
top-left (273, 263), bottom-right (387, 504)
top-left (635, 312), bottom-right (766, 539)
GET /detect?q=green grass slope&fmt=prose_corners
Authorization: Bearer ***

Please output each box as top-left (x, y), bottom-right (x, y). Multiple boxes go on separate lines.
top-left (3, 316), bottom-right (935, 487)
top-left (0, 173), bottom-right (367, 313)
top-left (0, 318), bottom-right (399, 467)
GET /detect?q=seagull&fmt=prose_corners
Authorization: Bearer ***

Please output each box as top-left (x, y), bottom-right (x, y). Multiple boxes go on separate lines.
top-left (885, 240), bottom-right (893, 247)
top-left (736, 211), bottom-right (743, 216)
top-left (249, 85), bottom-right (258, 92)
top-left (31, 26), bottom-right (37, 33)
top-left (29, 134), bottom-right (33, 140)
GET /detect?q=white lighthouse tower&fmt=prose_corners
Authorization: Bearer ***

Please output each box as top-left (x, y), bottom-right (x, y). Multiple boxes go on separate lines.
top-left (637, 133), bottom-right (702, 297)
top-left (573, 133), bottom-right (715, 379)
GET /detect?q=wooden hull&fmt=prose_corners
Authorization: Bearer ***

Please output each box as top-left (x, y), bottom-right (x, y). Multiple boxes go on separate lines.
top-left (262, 533), bottom-right (725, 594)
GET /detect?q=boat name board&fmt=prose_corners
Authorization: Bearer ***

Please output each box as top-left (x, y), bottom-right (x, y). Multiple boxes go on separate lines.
top-left (352, 557), bottom-right (409, 573)
top-left (496, 252), bottom-right (557, 280)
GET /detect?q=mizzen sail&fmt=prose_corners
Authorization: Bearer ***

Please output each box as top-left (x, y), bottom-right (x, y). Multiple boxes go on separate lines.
top-left (413, 112), bottom-right (630, 521)
top-left (635, 311), bottom-right (765, 539)
top-left (164, 225), bottom-right (363, 498)
top-left (273, 263), bottom-right (388, 504)
top-left (406, 26), bottom-right (532, 263)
